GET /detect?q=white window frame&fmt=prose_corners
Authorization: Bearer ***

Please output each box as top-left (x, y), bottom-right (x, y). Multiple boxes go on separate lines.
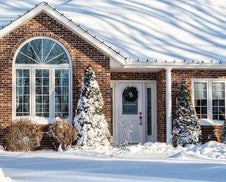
top-left (12, 37), bottom-right (72, 124)
top-left (192, 79), bottom-right (225, 126)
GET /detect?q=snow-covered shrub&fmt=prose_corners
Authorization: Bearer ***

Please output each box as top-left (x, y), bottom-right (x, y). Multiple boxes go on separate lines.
top-left (74, 65), bottom-right (110, 147)
top-left (5, 118), bottom-right (42, 151)
top-left (221, 120), bottom-right (226, 143)
top-left (172, 81), bottom-right (202, 147)
top-left (48, 117), bottom-right (77, 150)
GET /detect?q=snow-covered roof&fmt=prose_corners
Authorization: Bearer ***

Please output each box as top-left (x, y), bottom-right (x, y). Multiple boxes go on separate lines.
top-left (0, 2), bottom-right (128, 66)
top-left (1, 0), bottom-right (226, 64)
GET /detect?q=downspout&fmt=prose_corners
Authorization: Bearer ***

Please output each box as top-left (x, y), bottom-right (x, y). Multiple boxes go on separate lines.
top-left (165, 68), bottom-right (172, 145)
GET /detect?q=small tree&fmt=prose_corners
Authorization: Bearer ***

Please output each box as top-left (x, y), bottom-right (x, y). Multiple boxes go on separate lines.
top-left (221, 120), bottom-right (226, 143)
top-left (172, 81), bottom-right (202, 147)
top-left (74, 65), bottom-right (110, 147)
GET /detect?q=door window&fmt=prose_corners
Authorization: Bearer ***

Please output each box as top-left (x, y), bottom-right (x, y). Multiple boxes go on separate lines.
top-left (122, 95), bottom-right (138, 115)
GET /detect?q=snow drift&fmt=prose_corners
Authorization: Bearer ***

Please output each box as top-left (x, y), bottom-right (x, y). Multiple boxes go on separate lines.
top-left (0, 169), bottom-right (11, 182)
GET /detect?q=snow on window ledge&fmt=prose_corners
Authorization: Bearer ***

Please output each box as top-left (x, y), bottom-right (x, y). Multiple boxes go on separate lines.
top-left (13, 116), bottom-right (72, 125)
top-left (199, 119), bottom-right (224, 126)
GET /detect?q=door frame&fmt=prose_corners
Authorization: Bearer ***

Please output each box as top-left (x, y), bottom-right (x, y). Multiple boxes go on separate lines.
top-left (111, 80), bottom-right (157, 144)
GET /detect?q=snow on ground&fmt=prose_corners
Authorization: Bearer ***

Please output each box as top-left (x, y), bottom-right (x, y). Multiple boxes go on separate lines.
top-left (0, 0), bottom-right (226, 62)
top-left (0, 169), bottom-right (11, 182)
top-left (0, 142), bottom-right (226, 182)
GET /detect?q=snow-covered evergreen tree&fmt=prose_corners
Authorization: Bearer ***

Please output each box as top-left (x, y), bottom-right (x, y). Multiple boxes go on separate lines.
top-left (74, 65), bottom-right (110, 147)
top-left (221, 120), bottom-right (226, 143)
top-left (172, 81), bottom-right (202, 147)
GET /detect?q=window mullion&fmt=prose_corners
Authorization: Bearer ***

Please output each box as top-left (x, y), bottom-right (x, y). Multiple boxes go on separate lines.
top-left (50, 67), bottom-right (55, 119)
top-left (31, 67), bottom-right (35, 117)
top-left (208, 80), bottom-right (212, 120)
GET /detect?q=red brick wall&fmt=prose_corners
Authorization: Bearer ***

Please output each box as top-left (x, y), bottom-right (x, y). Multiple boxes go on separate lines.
top-left (0, 12), bottom-right (111, 147)
top-left (111, 71), bottom-right (167, 142)
top-left (201, 126), bottom-right (222, 143)
top-left (111, 72), bottom-right (157, 80)
top-left (171, 69), bottom-right (224, 143)
top-left (156, 70), bottom-right (166, 142)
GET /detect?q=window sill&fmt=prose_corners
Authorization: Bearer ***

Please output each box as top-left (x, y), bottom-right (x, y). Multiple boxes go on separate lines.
top-left (199, 119), bottom-right (224, 126)
top-left (13, 116), bottom-right (72, 125)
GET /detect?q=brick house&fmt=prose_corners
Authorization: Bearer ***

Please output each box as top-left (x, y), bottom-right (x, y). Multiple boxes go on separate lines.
top-left (0, 2), bottom-right (224, 148)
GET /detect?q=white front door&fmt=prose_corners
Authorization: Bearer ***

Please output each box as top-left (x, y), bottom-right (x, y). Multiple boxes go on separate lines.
top-left (118, 83), bottom-right (143, 143)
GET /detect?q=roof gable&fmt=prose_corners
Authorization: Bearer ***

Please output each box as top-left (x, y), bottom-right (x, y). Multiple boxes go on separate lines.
top-left (0, 2), bottom-right (127, 66)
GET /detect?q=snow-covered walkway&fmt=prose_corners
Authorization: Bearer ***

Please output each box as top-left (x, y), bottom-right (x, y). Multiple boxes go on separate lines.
top-left (0, 142), bottom-right (225, 182)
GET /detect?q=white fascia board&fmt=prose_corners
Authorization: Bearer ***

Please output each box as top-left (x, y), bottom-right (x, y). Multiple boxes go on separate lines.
top-left (124, 63), bottom-right (226, 69)
top-left (0, 2), bottom-right (126, 66)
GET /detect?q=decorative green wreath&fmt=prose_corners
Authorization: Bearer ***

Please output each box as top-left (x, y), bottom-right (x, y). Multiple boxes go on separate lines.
top-left (123, 86), bottom-right (138, 102)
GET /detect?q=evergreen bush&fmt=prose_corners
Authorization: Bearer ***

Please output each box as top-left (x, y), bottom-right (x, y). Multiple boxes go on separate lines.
top-left (172, 81), bottom-right (202, 147)
top-left (74, 65), bottom-right (110, 147)
top-left (221, 120), bottom-right (226, 143)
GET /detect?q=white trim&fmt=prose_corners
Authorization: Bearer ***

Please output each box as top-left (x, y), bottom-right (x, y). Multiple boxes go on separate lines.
top-left (142, 82), bottom-right (145, 143)
top-left (0, 2), bottom-right (127, 66)
top-left (123, 63), bottom-right (226, 70)
top-left (166, 68), bottom-right (172, 145)
top-left (145, 82), bottom-right (157, 142)
top-left (192, 79), bottom-right (225, 126)
top-left (110, 84), bottom-right (114, 142)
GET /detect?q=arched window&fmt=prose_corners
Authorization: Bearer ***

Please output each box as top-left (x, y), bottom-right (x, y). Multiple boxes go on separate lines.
top-left (13, 37), bottom-right (72, 124)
